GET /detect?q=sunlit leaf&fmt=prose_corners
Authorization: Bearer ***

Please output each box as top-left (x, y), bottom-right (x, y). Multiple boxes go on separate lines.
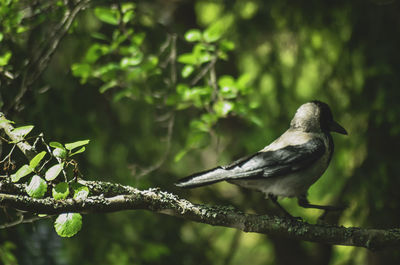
top-left (25, 175), bottom-right (47, 198)
top-left (53, 148), bottom-right (67, 159)
top-left (45, 163), bottom-right (64, 181)
top-left (174, 149), bottom-right (188, 162)
top-left (198, 52), bottom-right (212, 64)
top-left (213, 100), bottom-right (234, 117)
top-left (29, 151), bottom-right (46, 170)
top-left (190, 120), bottom-right (209, 132)
top-left (0, 51), bottom-right (12, 66)
top-left (49, 142), bottom-right (64, 149)
top-left (11, 165), bottom-right (32, 182)
top-left (69, 147), bottom-right (86, 157)
top-left (93, 63), bottom-right (119, 78)
top-left (178, 53), bottom-right (197, 65)
top-left (71, 63), bottom-right (91, 83)
top-left (185, 29), bottom-right (202, 42)
top-left (12, 125), bottom-right (34, 137)
top-left (99, 80), bottom-right (118, 93)
top-left (94, 7), bottom-right (120, 25)
top-left (85, 43), bottom-right (109, 63)
top-left (90, 32), bottom-right (108, 41)
top-left (0, 119), bottom-right (14, 125)
top-left (72, 183), bottom-right (89, 200)
top-left (237, 73), bottom-right (252, 92)
top-left (54, 213), bottom-right (82, 237)
top-left (219, 39), bottom-right (235, 51)
top-left (132, 32), bottom-right (145, 46)
top-left (203, 15), bottom-right (233, 43)
top-left (142, 55), bottom-right (158, 71)
top-left (176, 83), bottom-right (190, 94)
top-left (65, 140), bottom-right (90, 151)
top-left (52, 182), bottom-right (70, 200)
top-left (181, 65), bottom-right (194, 78)
top-left (122, 10), bottom-right (135, 23)
top-left (120, 55), bottom-right (143, 67)
top-left (218, 75), bottom-right (238, 98)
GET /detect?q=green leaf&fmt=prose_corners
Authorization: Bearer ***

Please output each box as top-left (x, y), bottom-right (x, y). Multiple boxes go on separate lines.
top-left (122, 10), bottom-right (135, 23)
top-left (69, 146), bottom-right (86, 157)
top-left (52, 182), bottom-right (70, 200)
top-left (11, 125), bottom-right (34, 137)
top-left (0, 119), bottom-right (14, 125)
top-left (131, 32), bottom-right (146, 46)
top-left (90, 32), bottom-right (109, 41)
top-left (72, 183), bottom-right (90, 200)
top-left (45, 163), bottom-right (64, 181)
top-left (25, 175), bottom-right (47, 198)
top-left (181, 65), bottom-right (194, 78)
top-left (203, 15), bottom-right (233, 43)
top-left (94, 7), bottom-right (120, 25)
top-left (49, 142), bottom-right (64, 149)
top-left (174, 149), bottom-right (188, 162)
top-left (99, 80), bottom-right (118, 93)
top-left (177, 53), bottom-right (197, 65)
top-left (185, 29), bottom-right (202, 42)
top-left (65, 140), bottom-right (90, 151)
top-left (219, 39), bottom-right (235, 51)
top-left (85, 43), bottom-right (109, 63)
top-left (29, 151), bottom-right (46, 170)
top-left (11, 165), bottom-right (32, 182)
top-left (93, 63), bottom-right (119, 78)
top-left (213, 100), bottom-right (234, 117)
top-left (237, 73), bottom-right (252, 92)
top-left (218, 75), bottom-right (238, 98)
top-left (120, 55), bottom-right (143, 67)
top-left (53, 148), bottom-right (67, 159)
top-left (71, 63), bottom-right (91, 83)
top-left (54, 213), bottom-right (82, 237)
top-left (0, 51), bottom-right (12, 66)
top-left (121, 2), bottom-right (136, 12)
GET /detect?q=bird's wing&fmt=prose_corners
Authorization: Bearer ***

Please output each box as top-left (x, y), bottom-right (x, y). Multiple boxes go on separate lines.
top-left (225, 137), bottom-right (326, 179)
top-left (175, 138), bottom-right (326, 188)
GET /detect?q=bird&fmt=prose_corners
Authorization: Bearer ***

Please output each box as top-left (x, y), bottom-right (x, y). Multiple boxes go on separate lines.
top-left (175, 100), bottom-right (347, 216)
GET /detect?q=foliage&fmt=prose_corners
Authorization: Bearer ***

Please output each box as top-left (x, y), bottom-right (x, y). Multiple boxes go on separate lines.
top-left (1, 0), bottom-right (400, 264)
top-left (1, 118), bottom-right (89, 237)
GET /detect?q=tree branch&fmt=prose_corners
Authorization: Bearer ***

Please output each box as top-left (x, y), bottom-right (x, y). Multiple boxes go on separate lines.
top-left (0, 184), bottom-right (399, 250)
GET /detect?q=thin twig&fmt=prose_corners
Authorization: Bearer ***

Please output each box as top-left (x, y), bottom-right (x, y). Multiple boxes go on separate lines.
top-left (170, 34), bottom-right (177, 86)
top-left (0, 212), bottom-right (51, 229)
top-left (135, 113), bottom-right (175, 178)
top-left (10, 0), bottom-right (90, 112)
top-left (0, 144), bottom-right (16, 163)
top-left (190, 56), bottom-right (218, 86)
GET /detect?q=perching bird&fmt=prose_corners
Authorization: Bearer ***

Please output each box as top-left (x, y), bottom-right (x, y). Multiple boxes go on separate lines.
top-left (175, 100), bottom-right (347, 215)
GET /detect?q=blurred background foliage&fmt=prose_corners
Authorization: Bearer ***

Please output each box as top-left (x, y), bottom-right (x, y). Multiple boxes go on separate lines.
top-left (1, 0), bottom-right (400, 264)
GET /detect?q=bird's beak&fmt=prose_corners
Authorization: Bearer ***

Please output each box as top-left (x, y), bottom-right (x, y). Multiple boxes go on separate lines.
top-left (330, 120), bottom-right (348, 135)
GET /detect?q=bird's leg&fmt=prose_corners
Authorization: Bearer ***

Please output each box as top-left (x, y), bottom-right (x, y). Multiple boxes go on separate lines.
top-left (268, 194), bottom-right (295, 218)
top-left (297, 195), bottom-right (345, 211)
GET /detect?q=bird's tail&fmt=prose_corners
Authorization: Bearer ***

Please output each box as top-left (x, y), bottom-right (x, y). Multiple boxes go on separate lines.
top-left (175, 167), bottom-right (229, 188)
top-left (175, 166), bottom-right (264, 188)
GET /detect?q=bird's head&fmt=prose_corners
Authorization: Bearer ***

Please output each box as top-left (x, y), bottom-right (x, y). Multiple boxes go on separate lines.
top-left (290, 100), bottom-right (348, 135)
